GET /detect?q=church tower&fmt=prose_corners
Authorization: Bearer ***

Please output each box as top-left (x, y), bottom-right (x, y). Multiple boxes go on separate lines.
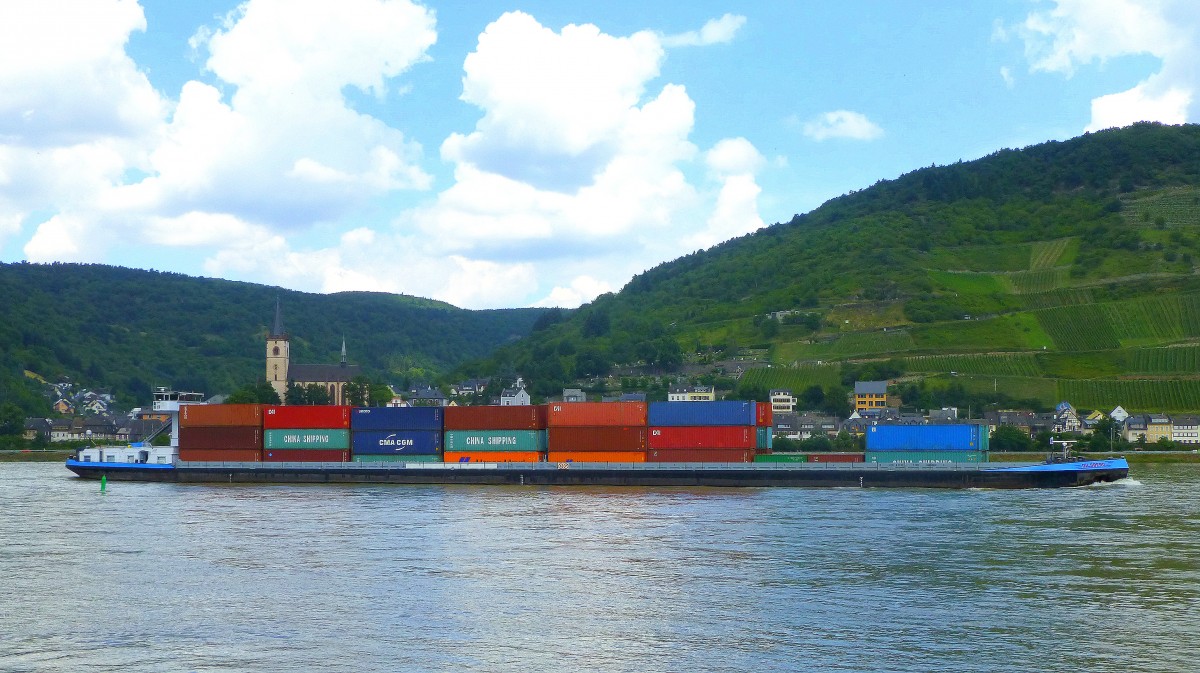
top-left (266, 297), bottom-right (290, 402)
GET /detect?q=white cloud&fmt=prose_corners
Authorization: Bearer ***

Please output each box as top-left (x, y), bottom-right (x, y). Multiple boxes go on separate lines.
top-left (4, 4), bottom-right (769, 310)
top-left (661, 14), bottom-right (746, 47)
top-left (1014, 0), bottom-right (1199, 130)
top-left (1000, 66), bottom-right (1015, 88)
top-left (11, 0), bottom-right (438, 266)
top-left (802, 110), bottom-right (884, 141)
top-left (535, 276), bottom-right (615, 308)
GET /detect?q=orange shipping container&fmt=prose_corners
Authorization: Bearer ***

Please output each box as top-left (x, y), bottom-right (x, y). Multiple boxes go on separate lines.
top-left (179, 404), bottom-right (263, 428)
top-left (547, 451), bottom-right (647, 463)
top-left (548, 426), bottom-right (647, 452)
top-left (546, 401), bottom-right (647, 427)
top-left (756, 402), bottom-right (773, 427)
top-left (443, 451), bottom-right (542, 463)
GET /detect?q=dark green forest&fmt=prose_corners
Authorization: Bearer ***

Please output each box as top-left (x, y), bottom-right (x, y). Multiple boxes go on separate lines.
top-left (0, 263), bottom-right (545, 414)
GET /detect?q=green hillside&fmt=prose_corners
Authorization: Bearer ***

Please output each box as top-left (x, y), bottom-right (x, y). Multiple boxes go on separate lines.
top-left (0, 263), bottom-right (546, 412)
top-left (476, 123), bottom-right (1200, 411)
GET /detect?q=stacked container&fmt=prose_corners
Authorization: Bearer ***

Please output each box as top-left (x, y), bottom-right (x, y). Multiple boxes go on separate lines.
top-left (756, 402), bottom-right (774, 452)
top-left (443, 405), bottom-right (547, 463)
top-left (645, 401), bottom-right (756, 463)
top-left (547, 401), bottom-right (648, 462)
top-left (864, 424), bottom-right (989, 465)
top-left (263, 405), bottom-right (350, 462)
top-left (350, 407), bottom-right (444, 462)
top-left (178, 404), bottom-right (263, 462)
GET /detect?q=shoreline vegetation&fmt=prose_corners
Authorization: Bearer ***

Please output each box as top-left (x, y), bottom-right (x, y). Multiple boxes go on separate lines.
top-left (3, 449), bottom-right (1197, 464)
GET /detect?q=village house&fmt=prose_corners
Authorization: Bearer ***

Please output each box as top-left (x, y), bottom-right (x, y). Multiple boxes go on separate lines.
top-left (853, 381), bottom-right (888, 412)
top-left (500, 378), bottom-right (531, 406)
top-left (668, 384), bottom-right (716, 402)
top-left (769, 389), bottom-right (796, 414)
top-left (1171, 415), bottom-right (1200, 444)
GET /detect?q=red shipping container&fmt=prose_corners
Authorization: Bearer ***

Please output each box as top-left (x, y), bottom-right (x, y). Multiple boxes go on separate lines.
top-left (262, 449), bottom-right (349, 462)
top-left (444, 405), bottom-right (547, 430)
top-left (646, 448), bottom-right (754, 463)
top-left (179, 404), bottom-right (263, 428)
top-left (647, 426), bottom-right (755, 449)
top-left (179, 426), bottom-right (262, 451)
top-left (546, 402), bottom-right (647, 427)
top-left (548, 426), bottom-right (647, 452)
top-left (263, 405), bottom-right (351, 429)
top-left (444, 451), bottom-right (542, 463)
top-left (547, 451), bottom-right (647, 463)
top-left (807, 453), bottom-right (865, 463)
top-left (178, 448), bottom-right (262, 462)
top-left (756, 402), bottom-right (773, 427)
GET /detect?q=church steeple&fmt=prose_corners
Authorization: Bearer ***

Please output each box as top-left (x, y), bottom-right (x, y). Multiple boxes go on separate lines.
top-left (340, 335), bottom-right (347, 366)
top-left (271, 296), bottom-right (286, 338)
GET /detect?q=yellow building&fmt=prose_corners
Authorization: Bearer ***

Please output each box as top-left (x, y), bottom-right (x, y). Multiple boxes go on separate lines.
top-left (853, 381), bottom-right (888, 411)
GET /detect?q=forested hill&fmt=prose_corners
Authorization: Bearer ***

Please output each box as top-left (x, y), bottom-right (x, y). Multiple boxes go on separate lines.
top-left (0, 263), bottom-right (545, 412)
top-left (478, 123), bottom-right (1200, 412)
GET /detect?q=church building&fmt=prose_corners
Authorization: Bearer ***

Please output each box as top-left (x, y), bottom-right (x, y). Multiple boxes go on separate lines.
top-left (266, 300), bottom-right (361, 404)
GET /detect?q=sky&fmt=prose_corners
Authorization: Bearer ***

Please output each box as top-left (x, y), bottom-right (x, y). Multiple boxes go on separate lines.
top-left (1, 1), bottom-right (1198, 310)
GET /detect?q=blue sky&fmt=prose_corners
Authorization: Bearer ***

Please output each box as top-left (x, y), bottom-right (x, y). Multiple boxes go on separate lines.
top-left (1, 1), bottom-right (1196, 309)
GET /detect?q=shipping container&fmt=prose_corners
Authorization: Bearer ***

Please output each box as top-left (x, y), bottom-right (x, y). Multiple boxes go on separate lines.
top-left (179, 404), bottom-right (263, 428)
top-left (352, 454), bottom-right (441, 463)
top-left (547, 426), bottom-right (648, 452)
top-left (178, 448), bottom-right (262, 462)
top-left (262, 449), bottom-right (348, 462)
top-left (866, 425), bottom-right (989, 451)
top-left (647, 401), bottom-right (755, 427)
top-left (753, 453), bottom-right (809, 463)
top-left (350, 406), bottom-right (443, 431)
top-left (263, 405), bottom-right (351, 429)
top-left (443, 430), bottom-right (547, 453)
top-left (865, 450), bottom-right (988, 464)
top-left (350, 430), bottom-right (441, 455)
top-left (547, 401), bottom-right (647, 427)
top-left (443, 451), bottom-right (543, 463)
top-left (547, 450), bottom-right (647, 463)
top-left (179, 426), bottom-right (262, 451)
top-left (756, 426), bottom-right (773, 450)
top-left (646, 448), bottom-right (754, 463)
top-left (444, 405), bottom-right (547, 431)
top-left (647, 426), bottom-right (756, 449)
top-left (263, 428), bottom-right (350, 449)
top-left (806, 453), bottom-right (865, 463)
top-left (756, 402), bottom-right (773, 427)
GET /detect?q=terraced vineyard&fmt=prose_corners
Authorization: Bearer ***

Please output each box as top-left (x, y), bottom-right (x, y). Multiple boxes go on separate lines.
top-left (1058, 379), bottom-right (1200, 412)
top-left (1035, 305), bottom-right (1121, 351)
top-left (1030, 238), bottom-right (1073, 269)
top-left (1008, 268), bottom-right (1068, 294)
top-left (1130, 345), bottom-right (1200, 373)
top-left (739, 364), bottom-right (842, 392)
top-left (904, 353), bottom-right (1042, 377)
top-left (778, 330), bottom-right (916, 361)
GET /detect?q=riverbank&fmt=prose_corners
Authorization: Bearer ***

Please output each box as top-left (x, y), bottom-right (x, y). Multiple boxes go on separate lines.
top-left (0, 450), bottom-right (75, 462)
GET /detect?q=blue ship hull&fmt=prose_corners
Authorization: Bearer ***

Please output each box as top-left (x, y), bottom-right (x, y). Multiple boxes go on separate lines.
top-left (66, 458), bottom-right (1130, 489)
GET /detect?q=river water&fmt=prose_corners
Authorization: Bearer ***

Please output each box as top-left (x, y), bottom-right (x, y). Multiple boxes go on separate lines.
top-left (1, 462), bottom-right (1197, 672)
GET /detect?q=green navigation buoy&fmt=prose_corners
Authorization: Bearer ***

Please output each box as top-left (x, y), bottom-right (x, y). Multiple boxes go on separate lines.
top-left (100, 475), bottom-right (107, 493)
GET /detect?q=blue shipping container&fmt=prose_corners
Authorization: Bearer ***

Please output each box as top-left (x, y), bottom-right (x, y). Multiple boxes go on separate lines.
top-left (350, 406), bottom-right (444, 431)
top-left (351, 430), bottom-right (443, 455)
top-left (648, 401), bottom-right (756, 427)
top-left (866, 425), bottom-right (988, 451)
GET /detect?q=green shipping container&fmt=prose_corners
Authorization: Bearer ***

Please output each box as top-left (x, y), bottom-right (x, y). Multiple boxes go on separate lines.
top-left (865, 450), bottom-right (988, 465)
top-left (353, 454), bottom-right (442, 463)
top-left (756, 427), bottom-right (773, 450)
top-left (754, 453), bottom-right (809, 463)
top-left (444, 430), bottom-right (547, 452)
top-left (263, 429), bottom-right (350, 450)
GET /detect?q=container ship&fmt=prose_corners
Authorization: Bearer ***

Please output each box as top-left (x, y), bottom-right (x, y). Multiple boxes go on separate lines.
top-left (65, 391), bottom-right (1128, 489)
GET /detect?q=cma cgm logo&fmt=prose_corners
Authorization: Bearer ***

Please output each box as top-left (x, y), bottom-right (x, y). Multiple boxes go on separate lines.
top-left (377, 434), bottom-right (414, 447)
